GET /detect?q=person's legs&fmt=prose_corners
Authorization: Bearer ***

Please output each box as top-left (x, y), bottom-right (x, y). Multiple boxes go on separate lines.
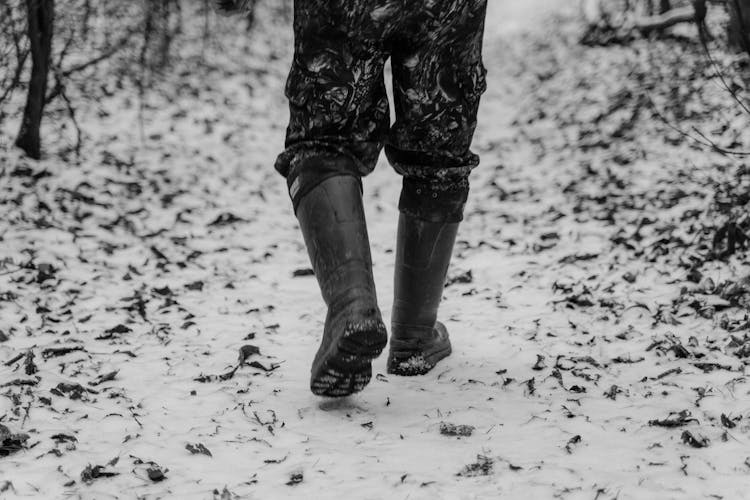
top-left (276, 0), bottom-right (393, 204)
top-left (276, 0), bottom-right (396, 395)
top-left (386, 0), bottom-right (488, 375)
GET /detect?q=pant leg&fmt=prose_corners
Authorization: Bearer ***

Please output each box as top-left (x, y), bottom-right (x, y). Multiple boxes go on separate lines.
top-left (275, 0), bottom-right (394, 211)
top-left (386, 0), bottom-right (488, 222)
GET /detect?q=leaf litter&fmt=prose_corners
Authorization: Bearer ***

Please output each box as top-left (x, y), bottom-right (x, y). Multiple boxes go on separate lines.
top-left (1, 1), bottom-right (750, 498)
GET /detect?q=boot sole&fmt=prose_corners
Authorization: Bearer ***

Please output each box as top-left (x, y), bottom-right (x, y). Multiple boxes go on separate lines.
top-left (387, 322), bottom-right (452, 376)
top-left (310, 320), bottom-right (387, 397)
top-left (387, 343), bottom-right (452, 376)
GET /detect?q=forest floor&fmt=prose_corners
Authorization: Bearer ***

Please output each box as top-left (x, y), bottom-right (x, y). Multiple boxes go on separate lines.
top-left (3, 1), bottom-right (750, 499)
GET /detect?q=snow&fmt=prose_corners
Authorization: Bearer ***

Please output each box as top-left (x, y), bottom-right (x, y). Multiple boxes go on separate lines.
top-left (2, 1), bottom-right (750, 499)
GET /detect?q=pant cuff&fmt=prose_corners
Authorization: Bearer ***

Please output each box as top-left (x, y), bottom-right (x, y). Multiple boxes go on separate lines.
top-left (283, 151), bottom-right (362, 213)
top-left (398, 176), bottom-right (469, 223)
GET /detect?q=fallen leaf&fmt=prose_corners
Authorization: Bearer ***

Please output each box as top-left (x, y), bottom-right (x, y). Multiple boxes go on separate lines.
top-left (186, 443), bottom-right (212, 457)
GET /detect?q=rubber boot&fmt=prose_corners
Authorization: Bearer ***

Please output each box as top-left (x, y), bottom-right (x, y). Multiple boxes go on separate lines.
top-left (296, 176), bottom-right (387, 396)
top-left (388, 213), bottom-right (459, 375)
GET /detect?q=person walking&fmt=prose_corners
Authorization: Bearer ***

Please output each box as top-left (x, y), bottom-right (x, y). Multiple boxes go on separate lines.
top-left (219, 0), bottom-right (487, 397)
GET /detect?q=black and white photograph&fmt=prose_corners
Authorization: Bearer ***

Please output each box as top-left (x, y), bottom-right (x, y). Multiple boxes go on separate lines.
top-left (2, 0), bottom-right (750, 498)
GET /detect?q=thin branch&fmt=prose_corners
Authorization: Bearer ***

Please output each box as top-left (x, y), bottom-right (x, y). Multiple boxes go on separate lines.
top-left (645, 92), bottom-right (750, 156)
top-left (696, 5), bottom-right (750, 116)
top-left (55, 30), bottom-right (76, 70)
top-left (0, 2), bottom-right (30, 105)
top-left (46, 61), bottom-right (82, 156)
top-left (0, 49), bottom-right (29, 106)
top-left (59, 83), bottom-right (82, 156)
top-left (634, 6), bottom-right (697, 33)
top-left (45, 25), bottom-right (138, 103)
top-left (60, 27), bottom-right (137, 79)
top-left (691, 125), bottom-right (750, 154)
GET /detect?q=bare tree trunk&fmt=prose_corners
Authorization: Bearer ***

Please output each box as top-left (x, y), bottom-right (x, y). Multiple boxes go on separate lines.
top-left (728, 0), bottom-right (750, 56)
top-left (15, 0), bottom-right (54, 160)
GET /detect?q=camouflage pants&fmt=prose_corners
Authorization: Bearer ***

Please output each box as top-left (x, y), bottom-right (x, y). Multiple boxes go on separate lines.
top-left (276, 0), bottom-right (488, 221)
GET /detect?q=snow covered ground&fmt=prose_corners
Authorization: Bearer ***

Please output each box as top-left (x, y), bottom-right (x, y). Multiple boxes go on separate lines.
top-left (3, 1), bottom-right (750, 499)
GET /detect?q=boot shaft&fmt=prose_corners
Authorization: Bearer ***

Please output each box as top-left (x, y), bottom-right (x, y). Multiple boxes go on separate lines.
top-left (392, 212), bottom-right (459, 329)
top-left (296, 175), bottom-right (378, 307)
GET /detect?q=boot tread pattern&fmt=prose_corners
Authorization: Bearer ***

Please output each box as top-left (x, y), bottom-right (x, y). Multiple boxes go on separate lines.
top-left (387, 321), bottom-right (452, 376)
top-left (310, 319), bottom-right (387, 397)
